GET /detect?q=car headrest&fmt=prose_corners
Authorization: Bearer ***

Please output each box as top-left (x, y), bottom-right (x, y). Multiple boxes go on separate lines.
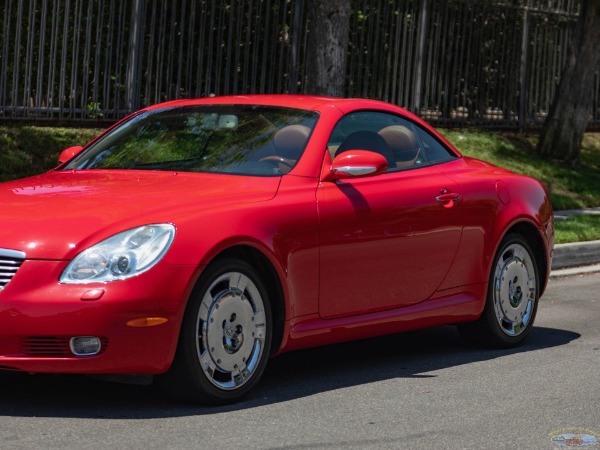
top-left (335, 130), bottom-right (395, 168)
top-left (274, 125), bottom-right (311, 160)
top-left (335, 130), bottom-right (390, 155)
top-left (378, 125), bottom-right (417, 152)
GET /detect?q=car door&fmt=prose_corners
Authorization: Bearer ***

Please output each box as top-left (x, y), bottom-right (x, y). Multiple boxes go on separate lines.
top-left (317, 111), bottom-right (464, 319)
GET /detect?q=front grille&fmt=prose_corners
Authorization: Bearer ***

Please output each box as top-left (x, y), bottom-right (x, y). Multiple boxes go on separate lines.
top-left (0, 249), bottom-right (26, 292)
top-left (19, 336), bottom-right (108, 357)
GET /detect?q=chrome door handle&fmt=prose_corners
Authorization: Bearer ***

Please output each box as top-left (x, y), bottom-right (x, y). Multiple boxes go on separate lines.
top-left (436, 192), bottom-right (461, 202)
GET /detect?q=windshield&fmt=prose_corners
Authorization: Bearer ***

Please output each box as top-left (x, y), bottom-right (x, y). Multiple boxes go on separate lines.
top-left (64, 105), bottom-right (319, 176)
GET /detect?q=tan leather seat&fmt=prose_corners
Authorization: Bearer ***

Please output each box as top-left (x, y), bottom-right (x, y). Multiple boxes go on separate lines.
top-left (260, 124), bottom-right (311, 173)
top-left (274, 124), bottom-right (311, 161)
top-left (378, 125), bottom-right (420, 168)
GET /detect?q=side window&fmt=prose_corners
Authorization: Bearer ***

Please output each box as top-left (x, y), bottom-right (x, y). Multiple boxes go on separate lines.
top-left (328, 111), bottom-right (456, 172)
top-left (328, 111), bottom-right (421, 172)
top-left (414, 126), bottom-right (458, 164)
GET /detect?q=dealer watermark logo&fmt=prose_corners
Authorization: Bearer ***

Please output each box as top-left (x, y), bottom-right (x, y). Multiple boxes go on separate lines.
top-left (549, 428), bottom-right (600, 447)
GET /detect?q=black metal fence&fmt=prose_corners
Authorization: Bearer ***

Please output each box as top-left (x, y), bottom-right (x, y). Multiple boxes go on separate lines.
top-left (1, 0), bottom-right (597, 127)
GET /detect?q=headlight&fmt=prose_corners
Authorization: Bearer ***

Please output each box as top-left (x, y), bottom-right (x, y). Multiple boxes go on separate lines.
top-left (60, 224), bottom-right (176, 284)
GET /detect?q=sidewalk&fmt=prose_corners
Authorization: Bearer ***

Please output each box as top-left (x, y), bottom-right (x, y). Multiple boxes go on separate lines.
top-left (550, 208), bottom-right (600, 278)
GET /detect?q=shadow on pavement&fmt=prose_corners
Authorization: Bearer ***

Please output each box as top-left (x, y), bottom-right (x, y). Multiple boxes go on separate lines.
top-left (0, 325), bottom-right (579, 418)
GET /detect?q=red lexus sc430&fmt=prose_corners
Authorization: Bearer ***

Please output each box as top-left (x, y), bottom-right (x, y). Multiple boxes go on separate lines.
top-left (0, 96), bottom-right (554, 404)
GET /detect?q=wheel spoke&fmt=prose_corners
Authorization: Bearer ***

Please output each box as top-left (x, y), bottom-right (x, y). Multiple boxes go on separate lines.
top-left (253, 309), bottom-right (266, 326)
top-left (199, 292), bottom-right (213, 321)
top-left (244, 280), bottom-right (261, 305)
top-left (199, 349), bottom-right (216, 378)
top-left (232, 367), bottom-right (251, 387)
top-left (514, 246), bottom-right (525, 261)
top-left (229, 272), bottom-right (249, 293)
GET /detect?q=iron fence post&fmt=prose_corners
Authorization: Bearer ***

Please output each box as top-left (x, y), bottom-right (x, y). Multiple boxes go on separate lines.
top-left (126, 0), bottom-right (145, 112)
top-left (413, 0), bottom-right (429, 115)
top-left (290, 0), bottom-right (303, 94)
top-left (519, 8), bottom-right (529, 129)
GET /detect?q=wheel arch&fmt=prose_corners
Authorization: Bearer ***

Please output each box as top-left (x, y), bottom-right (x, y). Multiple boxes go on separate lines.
top-left (209, 244), bottom-right (287, 357)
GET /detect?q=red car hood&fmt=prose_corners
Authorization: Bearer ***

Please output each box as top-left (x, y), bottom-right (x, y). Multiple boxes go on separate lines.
top-left (0, 170), bottom-right (280, 260)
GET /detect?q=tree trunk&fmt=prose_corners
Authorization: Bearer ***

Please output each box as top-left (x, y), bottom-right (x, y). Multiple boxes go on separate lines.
top-left (538, 0), bottom-right (600, 165)
top-left (304, 0), bottom-right (351, 97)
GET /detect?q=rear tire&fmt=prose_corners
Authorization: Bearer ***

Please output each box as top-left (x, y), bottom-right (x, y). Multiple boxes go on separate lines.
top-left (458, 233), bottom-right (539, 348)
top-left (159, 257), bottom-right (272, 404)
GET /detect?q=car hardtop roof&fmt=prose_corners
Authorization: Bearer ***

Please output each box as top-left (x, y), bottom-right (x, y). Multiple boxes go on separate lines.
top-left (144, 94), bottom-right (405, 114)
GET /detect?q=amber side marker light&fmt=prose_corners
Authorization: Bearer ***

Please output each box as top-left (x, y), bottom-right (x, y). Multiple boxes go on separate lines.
top-left (126, 317), bottom-right (169, 328)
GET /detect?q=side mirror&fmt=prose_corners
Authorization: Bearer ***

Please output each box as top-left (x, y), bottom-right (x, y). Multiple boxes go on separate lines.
top-left (58, 146), bottom-right (84, 164)
top-left (325, 150), bottom-right (388, 181)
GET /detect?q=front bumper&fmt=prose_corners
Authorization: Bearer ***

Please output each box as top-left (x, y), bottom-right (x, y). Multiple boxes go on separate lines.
top-left (0, 259), bottom-right (198, 374)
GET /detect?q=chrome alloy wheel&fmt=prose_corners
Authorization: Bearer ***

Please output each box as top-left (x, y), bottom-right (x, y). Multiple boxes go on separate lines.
top-left (492, 243), bottom-right (537, 336)
top-left (195, 271), bottom-right (267, 390)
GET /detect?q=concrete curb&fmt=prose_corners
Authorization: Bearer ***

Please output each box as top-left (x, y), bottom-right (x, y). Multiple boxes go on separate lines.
top-left (550, 263), bottom-right (600, 279)
top-left (547, 209), bottom-right (600, 278)
top-left (553, 207), bottom-right (600, 221)
top-left (552, 239), bottom-right (600, 270)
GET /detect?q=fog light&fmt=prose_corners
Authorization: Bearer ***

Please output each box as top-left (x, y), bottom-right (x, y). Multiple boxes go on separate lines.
top-left (70, 336), bottom-right (102, 356)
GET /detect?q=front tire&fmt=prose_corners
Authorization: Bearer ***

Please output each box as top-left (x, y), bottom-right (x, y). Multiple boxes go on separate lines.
top-left (159, 257), bottom-right (272, 404)
top-left (459, 233), bottom-right (539, 348)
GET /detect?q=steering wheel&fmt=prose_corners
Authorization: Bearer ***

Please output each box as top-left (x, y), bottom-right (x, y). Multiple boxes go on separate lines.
top-left (259, 155), bottom-right (295, 172)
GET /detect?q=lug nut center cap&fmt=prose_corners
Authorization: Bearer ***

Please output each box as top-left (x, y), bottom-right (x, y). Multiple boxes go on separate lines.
top-left (509, 282), bottom-right (523, 307)
top-left (223, 323), bottom-right (244, 354)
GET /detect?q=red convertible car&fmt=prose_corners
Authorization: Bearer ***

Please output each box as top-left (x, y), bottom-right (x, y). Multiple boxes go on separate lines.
top-left (0, 95), bottom-right (553, 404)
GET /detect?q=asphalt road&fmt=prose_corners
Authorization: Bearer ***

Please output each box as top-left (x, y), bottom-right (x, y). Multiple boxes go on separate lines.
top-left (1, 273), bottom-right (599, 449)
